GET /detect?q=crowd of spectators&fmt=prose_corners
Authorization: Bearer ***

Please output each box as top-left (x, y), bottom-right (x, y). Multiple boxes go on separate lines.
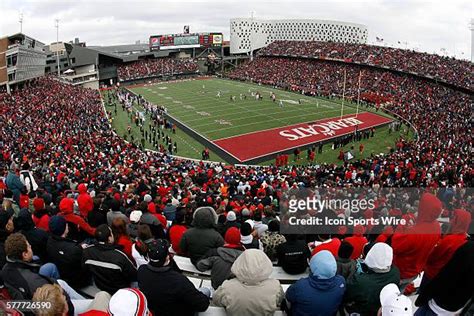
top-left (258, 41), bottom-right (474, 91)
top-left (0, 43), bottom-right (473, 315)
top-left (117, 58), bottom-right (199, 82)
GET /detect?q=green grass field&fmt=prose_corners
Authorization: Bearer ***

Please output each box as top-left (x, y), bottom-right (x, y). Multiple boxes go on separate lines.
top-left (106, 78), bottom-right (412, 165)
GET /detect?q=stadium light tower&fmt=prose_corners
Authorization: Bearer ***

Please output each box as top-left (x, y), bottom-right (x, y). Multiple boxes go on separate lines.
top-left (55, 19), bottom-right (60, 76)
top-left (19, 13), bottom-right (23, 33)
top-left (250, 11), bottom-right (256, 61)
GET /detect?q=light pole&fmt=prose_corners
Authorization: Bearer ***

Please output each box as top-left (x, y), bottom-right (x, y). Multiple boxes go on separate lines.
top-left (250, 11), bottom-right (255, 61)
top-left (19, 13), bottom-right (23, 33)
top-left (55, 19), bottom-right (60, 76)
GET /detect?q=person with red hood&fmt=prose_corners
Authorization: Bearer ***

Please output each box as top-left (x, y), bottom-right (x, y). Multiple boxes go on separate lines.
top-left (344, 225), bottom-right (368, 259)
top-left (32, 197), bottom-right (50, 232)
top-left (422, 209), bottom-right (471, 286)
top-left (196, 227), bottom-right (244, 289)
top-left (310, 234), bottom-right (341, 258)
top-left (77, 183), bottom-right (94, 218)
top-left (391, 192), bottom-right (443, 289)
top-left (59, 197), bottom-right (96, 241)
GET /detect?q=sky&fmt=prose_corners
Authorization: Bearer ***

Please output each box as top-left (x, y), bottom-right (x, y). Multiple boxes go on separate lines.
top-left (1, 0), bottom-right (473, 60)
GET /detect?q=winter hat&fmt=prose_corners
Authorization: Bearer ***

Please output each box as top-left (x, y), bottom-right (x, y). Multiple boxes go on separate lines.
top-left (33, 198), bottom-right (45, 211)
top-left (226, 211), bottom-right (236, 222)
top-left (49, 216), bottom-right (67, 236)
top-left (364, 242), bottom-right (393, 273)
top-left (113, 193), bottom-right (121, 202)
top-left (241, 208), bottom-right (250, 217)
top-left (147, 239), bottom-right (169, 267)
top-left (59, 198), bottom-right (74, 213)
top-left (310, 250), bottom-right (337, 279)
top-left (130, 210), bottom-right (143, 223)
top-left (108, 288), bottom-right (151, 316)
top-left (379, 283), bottom-right (412, 315)
top-left (0, 209), bottom-right (14, 229)
top-left (338, 241), bottom-right (354, 259)
top-left (224, 227), bottom-right (241, 248)
top-left (144, 194), bottom-right (152, 203)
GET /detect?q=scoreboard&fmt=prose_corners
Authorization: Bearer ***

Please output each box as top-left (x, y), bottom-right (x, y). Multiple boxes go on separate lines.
top-left (150, 33), bottom-right (223, 51)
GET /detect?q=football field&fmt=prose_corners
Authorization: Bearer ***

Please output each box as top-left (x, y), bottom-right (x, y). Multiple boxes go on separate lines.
top-left (128, 78), bottom-right (396, 163)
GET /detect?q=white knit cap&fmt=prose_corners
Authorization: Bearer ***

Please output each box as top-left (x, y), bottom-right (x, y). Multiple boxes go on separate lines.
top-left (108, 288), bottom-right (150, 316)
top-left (129, 210), bottom-right (143, 223)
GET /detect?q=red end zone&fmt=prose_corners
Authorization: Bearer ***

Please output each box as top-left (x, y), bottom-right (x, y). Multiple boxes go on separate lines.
top-left (213, 112), bottom-right (393, 162)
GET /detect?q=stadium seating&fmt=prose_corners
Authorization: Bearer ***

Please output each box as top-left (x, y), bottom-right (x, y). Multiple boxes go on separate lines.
top-left (117, 57), bottom-right (199, 81)
top-left (258, 41), bottom-right (474, 90)
top-left (174, 255), bottom-right (309, 283)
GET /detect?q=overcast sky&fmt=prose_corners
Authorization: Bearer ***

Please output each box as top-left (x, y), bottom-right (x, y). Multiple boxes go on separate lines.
top-left (1, 0), bottom-right (472, 60)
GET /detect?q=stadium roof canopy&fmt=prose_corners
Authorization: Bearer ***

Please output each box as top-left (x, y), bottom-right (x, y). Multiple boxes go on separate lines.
top-left (88, 44), bottom-right (178, 62)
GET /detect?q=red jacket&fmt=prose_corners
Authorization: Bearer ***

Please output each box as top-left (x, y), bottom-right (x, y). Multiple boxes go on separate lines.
top-left (424, 209), bottom-right (471, 279)
top-left (59, 197), bottom-right (96, 237)
top-left (392, 193), bottom-right (443, 279)
top-left (311, 238), bottom-right (341, 258)
top-left (77, 183), bottom-right (94, 218)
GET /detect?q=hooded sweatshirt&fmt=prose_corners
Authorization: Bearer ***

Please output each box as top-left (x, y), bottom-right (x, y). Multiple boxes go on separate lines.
top-left (77, 183), bottom-right (94, 218)
top-left (196, 227), bottom-right (244, 289)
top-left (392, 192), bottom-right (442, 279)
top-left (345, 243), bottom-right (400, 315)
top-left (59, 197), bottom-right (96, 239)
top-left (180, 207), bottom-right (224, 265)
top-left (286, 250), bottom-right (345, 316)
top-left (32, 198), bottom-right (49, 232)
top-left (213, 249), bottom-right (284, 316)
top-left (424, 209), bottom-right (471, 280)
top-left (344, 225), bottom-right (368, 259)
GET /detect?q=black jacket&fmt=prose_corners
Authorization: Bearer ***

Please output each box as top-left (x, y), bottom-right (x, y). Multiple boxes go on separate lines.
top-left (276, 239), bottom-right (311, 274)
top-left (416, 241), bottom-right (474, 312)
top-left (14, 209), bottom-right (49, 262)
top-left (137, 264), bottom-right (210, 316)
top-left (46, 235), bottom-right (91, 288)
top-left (1, 258), bottom-right (51, 299)
top-left (1, 257), bottom-right (74, 315)
top-left (180, 208), bottom-right (224, 265)
top-left (82, 242), bottom-right (137, 294)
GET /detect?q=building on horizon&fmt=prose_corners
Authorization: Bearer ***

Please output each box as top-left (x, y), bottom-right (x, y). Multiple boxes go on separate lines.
top-left (0, 33), bottom-right (46, 92)
top-left (230, 18), bottom-right (368, 55)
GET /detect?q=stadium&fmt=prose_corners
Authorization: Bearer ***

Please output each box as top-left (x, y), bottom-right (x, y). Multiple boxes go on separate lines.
top-left (0, 2), bottom-right (473, 316)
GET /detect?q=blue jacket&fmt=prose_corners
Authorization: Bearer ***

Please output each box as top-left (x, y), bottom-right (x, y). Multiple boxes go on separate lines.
top-left (286, 274), bottom-right (345, 316)
top-left (5, 171), bottom-right (24, 204)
